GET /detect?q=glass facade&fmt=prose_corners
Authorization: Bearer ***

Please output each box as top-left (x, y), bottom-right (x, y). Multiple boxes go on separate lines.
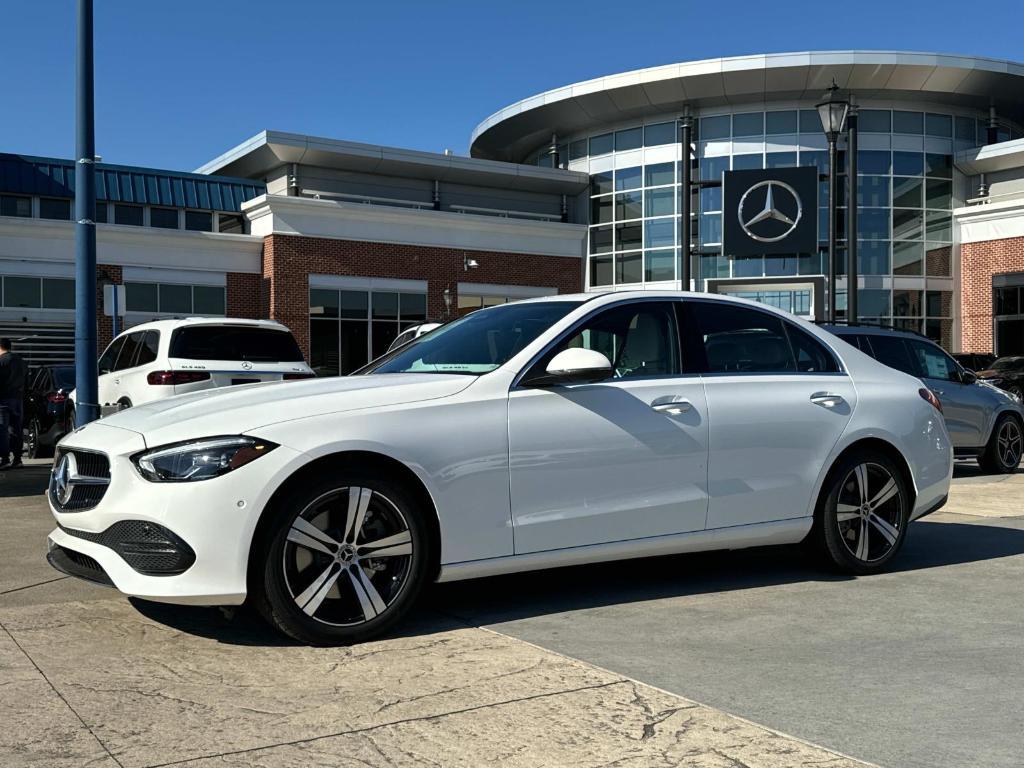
top-left (566, 105), bottom-right (982, 348)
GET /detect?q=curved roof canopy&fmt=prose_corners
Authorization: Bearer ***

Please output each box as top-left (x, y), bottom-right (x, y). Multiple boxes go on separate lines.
top-left (470, 51), bottom-right (1024, 162)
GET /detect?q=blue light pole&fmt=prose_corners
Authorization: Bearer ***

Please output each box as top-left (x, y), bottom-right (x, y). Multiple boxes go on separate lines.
top-left (74, 0), bottom-right (99, 425)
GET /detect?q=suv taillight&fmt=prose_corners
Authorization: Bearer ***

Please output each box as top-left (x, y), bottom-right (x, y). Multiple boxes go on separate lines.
top-left (147, 371), bottom-right (212, 386)
top-left (46, 392), bottom-right (67, 403)
top-left (919, 387), bottom-right (943, 414)
top-left (283, 373), bottom-right (316, 380)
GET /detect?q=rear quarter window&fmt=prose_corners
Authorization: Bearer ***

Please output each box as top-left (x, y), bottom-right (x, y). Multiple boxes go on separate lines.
top-left (863, 335), bottom-right (919, 377)
top-left (170, 326), bottom-right (304, 363)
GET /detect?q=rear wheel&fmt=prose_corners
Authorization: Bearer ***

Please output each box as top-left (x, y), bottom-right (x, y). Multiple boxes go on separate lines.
top-left (254, 472), bottom-right (430, 645)
top-left (819, 450), bottom-right (910, 574)
top-left (25, 418), bottom-right (51, 459)
top-left (979, 414), bottom-right (1023, 474)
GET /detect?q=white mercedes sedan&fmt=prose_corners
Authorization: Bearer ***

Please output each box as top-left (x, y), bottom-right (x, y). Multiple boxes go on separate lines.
top-left (46, 292), bottom-right (953, 644)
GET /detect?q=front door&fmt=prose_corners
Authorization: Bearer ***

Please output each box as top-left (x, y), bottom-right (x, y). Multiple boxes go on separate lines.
top-left (507, 300), bottom-right (709, 554)
top-left (687, 300), bottom-right (857, 529)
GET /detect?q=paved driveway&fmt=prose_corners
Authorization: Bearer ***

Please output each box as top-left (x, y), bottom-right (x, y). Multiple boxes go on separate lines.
top-left (435, 464), bottom-right (1024, 768)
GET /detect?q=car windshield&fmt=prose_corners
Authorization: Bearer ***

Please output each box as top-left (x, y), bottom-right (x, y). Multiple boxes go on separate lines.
top-left (991, 356), bottom-right (1024, 372)
top-left (169, 326), bottom-right (305, 362)
top-left (52, 366), bottom-right (75, 390)
top-left (365, 300), bottom-right (580, 375)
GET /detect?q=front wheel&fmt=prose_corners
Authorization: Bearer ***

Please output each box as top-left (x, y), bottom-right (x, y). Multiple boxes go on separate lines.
top-left (254, 473), bottom-right (430, 645)
top-left (978, 414), bottom-right (1023, 474)
top-left (25, 418), bottom-right (51, 459)
top-left (818, 450), bottom-right (911, 574)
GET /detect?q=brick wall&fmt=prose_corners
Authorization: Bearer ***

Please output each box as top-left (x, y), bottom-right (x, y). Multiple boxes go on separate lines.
top-left (961, 236), bottom-right (1024, 352)
top-left (226, 272), bottom-right (262, 319)
top-left (97, 264), bottom-right (122, 351)
top-left (263, 234), bottom-right (582, 359)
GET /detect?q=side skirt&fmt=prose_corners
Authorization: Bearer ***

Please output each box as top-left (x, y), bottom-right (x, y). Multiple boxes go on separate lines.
top-left (436, 517), bottom-right (813, 583)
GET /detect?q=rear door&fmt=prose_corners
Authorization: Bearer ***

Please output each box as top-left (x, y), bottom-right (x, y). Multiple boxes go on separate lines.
top-left (96, 335), bottom-right (127, 415)
top-left (906, 339), bottom-right (986, 447)
top-left (167, 324), bottom-right (311, 394)
top-left (688, 301), bottom-right (857, 529)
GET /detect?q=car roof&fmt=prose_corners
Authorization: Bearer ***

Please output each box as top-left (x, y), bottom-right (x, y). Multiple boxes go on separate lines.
top-left (115, 317), bottom-right (290, 334)
top-left (819, 323), bottom-right (931, 341)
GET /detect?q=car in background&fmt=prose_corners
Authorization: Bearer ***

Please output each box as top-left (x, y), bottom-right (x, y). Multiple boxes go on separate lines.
top-left (70, 318), bottom-right (314, 422)
top-left (22, 365), bottom-right (75, 458)
top-left (824, 325), bottom-right (1023, 473)
top-left (48, 292), bottom-right (952, 644)
top-left (975, 356), bottom-right (1024, 401)
top-left (953, 352), bottom-right (997, 372)
top-left (385, 322), bottom-right (442, 353)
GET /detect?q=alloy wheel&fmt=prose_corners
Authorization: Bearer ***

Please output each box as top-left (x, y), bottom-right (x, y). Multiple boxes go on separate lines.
top-left (997, 419), bottom-right (1023, 469)
top-left (282, 486), bottom-right (413, 626)
top-left (25, 421), bottom-right (38, 459)
top-left (835, 462), bottom-right (904, 563)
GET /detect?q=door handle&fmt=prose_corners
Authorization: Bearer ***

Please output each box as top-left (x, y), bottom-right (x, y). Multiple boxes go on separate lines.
top-left (114, 378), bottom-right (121, 385)
top-left (651, 395), bottom-right (692, 415)
top-left (810, 392), bottom-right (845, 409)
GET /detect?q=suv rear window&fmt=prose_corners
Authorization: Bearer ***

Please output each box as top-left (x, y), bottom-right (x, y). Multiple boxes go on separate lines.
top-left (169, 326), bottom-right (304, 362)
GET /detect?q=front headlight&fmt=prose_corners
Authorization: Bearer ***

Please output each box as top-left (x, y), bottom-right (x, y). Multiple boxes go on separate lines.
top-left (133, 436), bottom-right (277, 482)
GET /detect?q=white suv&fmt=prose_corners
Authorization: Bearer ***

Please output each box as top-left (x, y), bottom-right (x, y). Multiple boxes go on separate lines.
top-left (75, 318), bottom-right (313, 420)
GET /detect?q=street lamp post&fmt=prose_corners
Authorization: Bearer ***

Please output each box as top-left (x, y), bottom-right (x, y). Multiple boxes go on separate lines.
top-left (846, 100), bottom-right (859, 324)
top-left (678, 108), bottom-right (693, 291)
top-left (817, 80), bottom-right (849, 324)
top-left (74, 0), bottom-right (99, 425)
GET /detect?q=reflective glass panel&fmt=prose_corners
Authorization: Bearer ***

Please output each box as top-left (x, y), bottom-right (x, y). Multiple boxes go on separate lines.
top-left (926, 210), bottom-right (951, 241)
top-left (39, 198), bottom-right (71, 220)
top-left (893, 177), bottom-right (923, 208)
top-left (858, 109), bottom-right (891, 133)
top-left (590, 133), bottom-right (613, 156)
top-left (700, 213), bottom-right (722, 246)
top-left (925, 179), bottom-right (952, 209)
top-left (700, 115), bottom-right (730, 139)
top-left (892, 151), bottom-right (924, 176)
top-left (733, 112), bottom-right (763, 136)
top-left (955, 116), bottom-right (976, 142)
top-left (893, 111), bottom-right (923, 134)
top-left (42, 278), bottom-right (74, 309)
top-left (591, 195), bottom-right (613, 224)
top-left (615, 191), bottom-right (642, 220)
top-left (857, 176), bottom-right (889, 207)
top-left (340, 290), bottom-right (369, 319)
top-left (616, 251), bottom-right (643, 284)
top-left (615, 166), bottom-right (642, 191)
top-left (590, 254), bottom-right (613, 286)
top-left (615, 128), bottom-right (643, 152)
top-left (856, 151), bottom-right (890, 175)
top-left (645, 162), bottom-right (674, 187)
top-left (159, 283), bottom-right (191, 314)
top-left (798, 109), bottom-right (820, 133)
top-left (893, 209), bottom-right (923, 240)
top-left (645, 249), bottom-right (676, 282)
top-left (590, 226), bottom-right (613, 254)
top-left (765, 152), bottom-right (797, 168)
top-left (615, 222), bottom-right (643, 250)
top-left (645, 218), bottom-right (675, 248)
top-left (114, 204), bottom-right (143, 226)
top-left (126, 282), bottom-right (158, 312)
top-left (591, 170), bottom-right (614, 196)
top-left (150, 207), bottom-right (178, 229)
top-left (645, 187), bottom-right (674, 217)
top-left (309, 288), bottom-right (339, 317)
top-left (185, 210), bottom-right (213, 231)
top-left (372, 292), bottom-right (399, 320)
top-left (569, 140), bottom-right (587, 160)
top-left (858, 289), bottom-right (890, 316)
top-left (857, 240), bottom-right (890, 275)
top-left (644, 122), bottom-right (675, 146)
top-left (193, 286), bottom-right (225, 315)
top-left (926, 243), bottom-right (951, 276)
top-left (893, 289), bottom-right (923, 316)
top-left (4, 276), bottom-right (40, 307)
top-left (858, 208), bottom-right (889, 240)
top-left (765, 111), bottom-right (797, 135)
top-left (925, 113), bottom-right (952, 137)
top-left (925, 154), bottom-right (953, 179)
top-left (732, 154), bottom-right (762, 171)
top-left (893, 241), bottom-right (924, 275)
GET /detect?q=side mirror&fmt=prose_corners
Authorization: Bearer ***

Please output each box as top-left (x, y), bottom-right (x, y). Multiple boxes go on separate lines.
top-left (959, 369), bottom-right (977, 385)
top-left (524, 347), bottom-right (612, 387)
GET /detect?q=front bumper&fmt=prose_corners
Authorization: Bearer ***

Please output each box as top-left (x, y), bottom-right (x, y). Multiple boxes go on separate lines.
top-left (46, 422), bottom-right (307, 606)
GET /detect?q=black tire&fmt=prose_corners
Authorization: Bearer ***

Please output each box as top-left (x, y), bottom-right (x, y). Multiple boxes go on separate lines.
top-left (978, 413), bottom-right (1023, 474)
top-left (818, 449), bottom-right (911, 574)
top-left (1006, 384), bottom-right (1024, 402)
top-left (65, 406), bottom-right (76, 433)
top-left (253, 471), bottom-right (431, 645)
top-left (26, 418), bottom-right (52, 459)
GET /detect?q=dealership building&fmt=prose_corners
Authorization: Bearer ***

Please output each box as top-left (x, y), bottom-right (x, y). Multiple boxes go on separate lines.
top-left (2, 51), bottom-right (1024, 372)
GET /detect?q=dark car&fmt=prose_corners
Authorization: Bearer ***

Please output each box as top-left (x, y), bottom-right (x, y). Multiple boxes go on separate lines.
top-left (23, 365), bottom-right (75, 459)
top-left (823, 325), bottom-right (1024, 473)
top-left (976, 356), bottom-right (1024, 401)
top-left (953, 352), bottom-right (997, 372)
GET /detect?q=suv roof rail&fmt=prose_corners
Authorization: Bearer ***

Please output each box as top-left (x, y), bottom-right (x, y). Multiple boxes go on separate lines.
top-left (812, 319), bottom-right (930, 339)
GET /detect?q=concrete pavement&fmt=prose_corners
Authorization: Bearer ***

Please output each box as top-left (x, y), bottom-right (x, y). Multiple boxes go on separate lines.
top-left (1, 460), bottom-right (869, 768)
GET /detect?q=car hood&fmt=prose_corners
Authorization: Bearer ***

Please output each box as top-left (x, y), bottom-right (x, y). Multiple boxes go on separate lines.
top-left (99, 373), bottom-right (476, 447)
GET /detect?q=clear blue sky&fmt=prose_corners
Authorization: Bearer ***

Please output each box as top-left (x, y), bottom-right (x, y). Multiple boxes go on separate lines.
top-left (4, 0), bottom-right (1022, 172)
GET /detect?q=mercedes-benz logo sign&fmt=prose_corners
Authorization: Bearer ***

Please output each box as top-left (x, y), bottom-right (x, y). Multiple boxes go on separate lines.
top-left (53, 452), bottom-right (78, 506)
top-left (241, 361), bottom-right (253, 371)
top-left (738, 180), bottom-right (803, 243)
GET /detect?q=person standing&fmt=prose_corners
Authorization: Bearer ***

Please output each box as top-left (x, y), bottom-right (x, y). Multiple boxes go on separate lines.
top-left (0, 338), bottom-right (28, 470)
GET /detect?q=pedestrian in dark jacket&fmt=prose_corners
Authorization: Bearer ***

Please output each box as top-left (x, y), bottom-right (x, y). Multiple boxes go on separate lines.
top-left (0, 337), bottom-right (28, 469)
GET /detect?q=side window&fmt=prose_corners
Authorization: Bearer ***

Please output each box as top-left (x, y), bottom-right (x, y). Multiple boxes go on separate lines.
top-left (908, 340), bottom-right (958, 382)
top-left (98, 336), bottom-right (126, 374)
top-left (785, 324), bottom-right (839, 372)
top-left (690, 302), bottom-right (795, 373)
top-left (115, 332), bottom-right (147, 371)
top-left (539, 302), bottom-right (681, 380)
top-left (863, 335), bottom-right (918, 376)
top-left (135, 331), bottom-right (160, 366)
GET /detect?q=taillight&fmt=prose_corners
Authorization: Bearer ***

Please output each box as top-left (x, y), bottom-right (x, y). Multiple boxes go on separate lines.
top-left (919, 387), bottom-right (943, 414)
top-left (283, 373), bottom-right (316, 380)
top-left (147, 371), bottom-right (212, 386)
top-left (46, 392), bottom-right (67, 403)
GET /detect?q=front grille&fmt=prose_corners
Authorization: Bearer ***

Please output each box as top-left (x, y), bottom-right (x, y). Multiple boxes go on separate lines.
top-left (59, 520), bottom-right (196, 576)
top-left (49, 448), bottom-right (111, 512)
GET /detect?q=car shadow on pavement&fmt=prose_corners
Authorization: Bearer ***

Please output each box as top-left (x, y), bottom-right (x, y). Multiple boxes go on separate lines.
top-left (126, 518), bottom-right (1024, 646)
top-left (0, 463), bottom-right (52, 498)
